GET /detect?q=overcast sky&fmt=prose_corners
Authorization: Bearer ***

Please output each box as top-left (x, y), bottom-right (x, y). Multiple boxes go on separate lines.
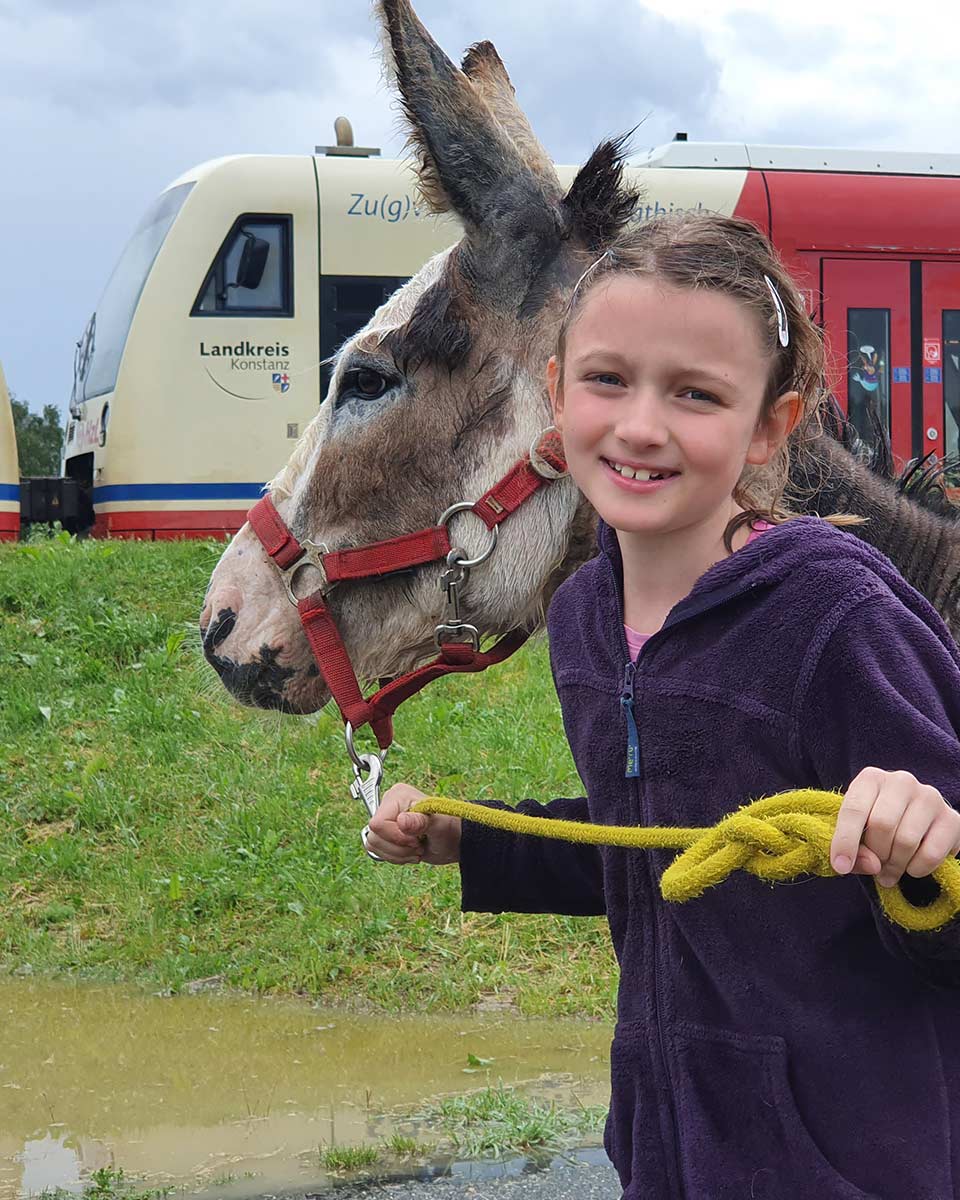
top-left (1, 0), bottom-right (954, 419)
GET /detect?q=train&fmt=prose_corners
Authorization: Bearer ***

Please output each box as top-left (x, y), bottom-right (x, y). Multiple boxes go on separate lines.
top-left (62, 127), bottom-right (960, 539)
top-left (0, 362), bottom-right (20, 542)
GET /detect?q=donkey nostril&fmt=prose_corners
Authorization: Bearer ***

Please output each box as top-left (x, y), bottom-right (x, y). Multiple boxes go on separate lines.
top-left (204, 608), bottom-right (237, 653)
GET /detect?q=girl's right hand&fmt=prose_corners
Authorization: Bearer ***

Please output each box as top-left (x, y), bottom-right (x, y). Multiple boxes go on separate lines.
top-left (365, 782), bottom-right (462, 865)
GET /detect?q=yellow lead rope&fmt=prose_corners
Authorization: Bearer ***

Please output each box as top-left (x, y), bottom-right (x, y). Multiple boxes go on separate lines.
top-left (412, 789), bottom-right (960, 933)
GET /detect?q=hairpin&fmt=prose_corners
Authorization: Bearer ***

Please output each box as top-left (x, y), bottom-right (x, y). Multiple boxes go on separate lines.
top-left (573, 249), bottom-right (612, 299)
top-left (764, 274), bottom-right (790, 348)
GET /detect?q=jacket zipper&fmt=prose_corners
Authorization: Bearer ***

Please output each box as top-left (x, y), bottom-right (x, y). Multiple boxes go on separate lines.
top-left (620, 642), bottom-right (685, 1197)
top-left (620, 661), bottom-right (641, 778)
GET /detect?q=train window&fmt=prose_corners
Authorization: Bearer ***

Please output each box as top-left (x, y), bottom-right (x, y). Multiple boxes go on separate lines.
top-left (192, 215), bottom-right (293, 317)
top-left (82, 181), bottom-right (194, 400)
top-left (319, 275), bottom-right (407, 397)
top-left (846, 309), bottom-right (890, 446)
top-left (944, 312), bottom-right (960, 459)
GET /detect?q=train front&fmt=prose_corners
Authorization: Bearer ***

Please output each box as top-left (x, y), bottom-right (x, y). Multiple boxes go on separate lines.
top-left (62, 155), bottom-right (322, 539)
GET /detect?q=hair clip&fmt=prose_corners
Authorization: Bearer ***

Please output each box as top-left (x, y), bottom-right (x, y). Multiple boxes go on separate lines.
top-left (764, 274), bottom-right (790, 349)
top-left (573, 249), bottom-right (611, 299)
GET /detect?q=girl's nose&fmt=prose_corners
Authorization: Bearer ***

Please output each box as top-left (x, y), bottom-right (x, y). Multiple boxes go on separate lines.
top-left (614, 390), bottom-right (670, 447)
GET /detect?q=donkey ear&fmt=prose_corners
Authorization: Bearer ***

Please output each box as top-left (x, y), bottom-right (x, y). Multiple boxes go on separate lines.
top-left (460, 40), bottom-right (559, 196)
top-left (377, 0), bottom-right (560, 227)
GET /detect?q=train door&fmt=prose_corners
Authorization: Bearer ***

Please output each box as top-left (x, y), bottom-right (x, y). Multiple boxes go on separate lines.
top-left (921, 264), bottom-right (960, 463)
top-left (821, 259), bottom-right (913, 463)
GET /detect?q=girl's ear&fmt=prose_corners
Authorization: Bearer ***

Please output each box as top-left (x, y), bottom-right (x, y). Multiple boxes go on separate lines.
top-left (745, 390), bottom-right (801, 466)
top-left (546, 355), bottom-right (564, 429)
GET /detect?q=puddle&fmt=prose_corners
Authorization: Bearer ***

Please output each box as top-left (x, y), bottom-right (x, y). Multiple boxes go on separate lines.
top-left (0, 979), bottom-right (612, 1198)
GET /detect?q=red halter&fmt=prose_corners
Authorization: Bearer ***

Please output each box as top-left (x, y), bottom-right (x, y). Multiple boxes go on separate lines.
top-left (247, 429), bottom-right (568, 752)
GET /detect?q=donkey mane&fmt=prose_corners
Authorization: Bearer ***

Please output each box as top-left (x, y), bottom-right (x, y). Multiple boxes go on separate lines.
top-left (561, 134), bottom-right (641, 250)
top-left (818, 398), bottom-right (960, 522)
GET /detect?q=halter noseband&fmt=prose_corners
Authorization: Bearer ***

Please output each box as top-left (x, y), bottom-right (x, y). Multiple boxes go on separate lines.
top-left (247, 429), bottom-right (568, 772)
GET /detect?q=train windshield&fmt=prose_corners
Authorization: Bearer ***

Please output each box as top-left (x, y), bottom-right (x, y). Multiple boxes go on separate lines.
top-left (81, 181), bottom-right (194, 401)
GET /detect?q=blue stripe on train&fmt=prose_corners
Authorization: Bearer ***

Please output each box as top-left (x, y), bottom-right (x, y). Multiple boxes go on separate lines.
top-left (0, 484), bottom-right (19, 501)
top-left (92, 482), bottom-right (266, 503)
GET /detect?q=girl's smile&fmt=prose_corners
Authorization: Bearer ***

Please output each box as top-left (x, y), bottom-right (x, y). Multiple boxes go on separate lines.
top-left (602, 458), bottom-right (681, 490)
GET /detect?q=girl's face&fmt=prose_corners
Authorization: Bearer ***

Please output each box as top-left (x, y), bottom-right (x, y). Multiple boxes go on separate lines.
top-left (548, 275), bottom-right (793, 542)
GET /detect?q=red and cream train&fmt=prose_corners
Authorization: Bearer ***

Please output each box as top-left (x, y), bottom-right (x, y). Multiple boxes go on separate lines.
top-left (60, 137), bottom-right (960, 539)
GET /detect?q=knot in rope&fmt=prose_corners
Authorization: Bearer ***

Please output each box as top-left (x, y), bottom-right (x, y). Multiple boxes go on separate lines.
top-left (412, 789), bottom-right (960, 933)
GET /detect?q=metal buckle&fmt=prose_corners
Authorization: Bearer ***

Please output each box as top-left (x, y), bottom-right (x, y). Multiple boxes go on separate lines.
top-left (438, 502), bottom-right (498, 569)
top-left (280, 539), bottom-right (333, 605)
top-left (529, 429), bottom-right (567, 481)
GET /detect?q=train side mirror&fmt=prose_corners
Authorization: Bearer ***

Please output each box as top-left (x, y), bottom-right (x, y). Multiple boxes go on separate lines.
top-left (234, 232), bottom-right (270, 291)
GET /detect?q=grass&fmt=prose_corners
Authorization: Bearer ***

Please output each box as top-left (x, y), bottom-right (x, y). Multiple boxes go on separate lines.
top-left (383, 1134), bottom-right (435, 1158)
top-left (0, 535), bottom-right (616, 1016)
top-left (424, 1082), bottom-right (607, 1158)
top-left (316, 1083), bottom-right (605, 1175)
top-left (42, 1166), bottom-right (174, 1200)
top-left (319, 1145), bottom-right (381, 1172)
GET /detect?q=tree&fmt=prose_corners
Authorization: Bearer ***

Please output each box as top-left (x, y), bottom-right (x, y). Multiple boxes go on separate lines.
top-left (10, 394), bottom-right (64, 476)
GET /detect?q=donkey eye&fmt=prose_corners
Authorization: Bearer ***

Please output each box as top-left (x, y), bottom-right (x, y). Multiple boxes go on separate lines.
top-left (341, 367), bottom-right (390, 400)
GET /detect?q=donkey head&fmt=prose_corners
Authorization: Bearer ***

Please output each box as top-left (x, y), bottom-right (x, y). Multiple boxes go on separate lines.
top-left (201, 0), bottom-right (634, 714)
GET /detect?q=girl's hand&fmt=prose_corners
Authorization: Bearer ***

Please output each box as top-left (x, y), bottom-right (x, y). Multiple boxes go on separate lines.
top-left (365, 782), bottom-right (462, 866)
top-left (830, 766), bottom-right (960, 888)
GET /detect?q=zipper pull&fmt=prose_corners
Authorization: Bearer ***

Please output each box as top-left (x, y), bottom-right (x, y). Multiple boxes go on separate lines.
top-left (620, 661), bottom-right (641, 779)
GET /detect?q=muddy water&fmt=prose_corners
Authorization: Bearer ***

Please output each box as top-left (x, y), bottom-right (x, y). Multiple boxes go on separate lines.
top-left (0, 979), bottom-right (612, 1198)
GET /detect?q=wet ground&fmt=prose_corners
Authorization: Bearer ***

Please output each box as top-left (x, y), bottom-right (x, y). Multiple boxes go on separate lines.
top-left (336, 1156), bottom-right (620, 1199)
top-left (0, 979), bottom-right (613, 1199)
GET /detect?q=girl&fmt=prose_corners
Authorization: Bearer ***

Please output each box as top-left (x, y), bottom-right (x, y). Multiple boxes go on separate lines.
top-left (366, 214), bottom-right (960, 1199)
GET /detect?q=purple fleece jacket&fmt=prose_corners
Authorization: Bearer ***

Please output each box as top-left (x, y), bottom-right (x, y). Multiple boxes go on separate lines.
top-left (459, 516), bottom-right (960, 1200)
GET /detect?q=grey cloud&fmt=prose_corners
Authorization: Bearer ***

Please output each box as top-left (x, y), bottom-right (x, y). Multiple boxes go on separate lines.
top-left (2, 0), bottom-right (718, 156)
top-left (723, 9), bottom-right (843, 66)
top-left (0, 1), bottom-right (379, 111)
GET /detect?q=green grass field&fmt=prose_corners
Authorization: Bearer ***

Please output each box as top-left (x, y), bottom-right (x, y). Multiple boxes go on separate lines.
top-left (0, 535), bottom-right (615, 1016)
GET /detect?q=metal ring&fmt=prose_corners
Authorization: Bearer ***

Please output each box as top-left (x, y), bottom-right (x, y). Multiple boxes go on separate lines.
top-left (345, 721), bottom-right (387, 772)
top-left (281, 540), bottom-right (332, 607)
top-left (360, 824), bottom-right (385, 862)
top-left (438, 502), bottom-right (498, 569)
top-left (529, 429), bottom-right (567, 480)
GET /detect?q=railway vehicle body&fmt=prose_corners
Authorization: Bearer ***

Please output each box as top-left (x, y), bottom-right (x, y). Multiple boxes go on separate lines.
top-left (63, 139), bottom-right (960, 539)
top-left (0, 362), bottom-right (19, 541)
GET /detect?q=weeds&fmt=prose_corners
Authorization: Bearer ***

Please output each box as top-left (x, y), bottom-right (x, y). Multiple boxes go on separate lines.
top-left (319, 1144), bottom-right (380, 1171)
top-left (41, 1165), bottom-right (175, 1200)
top-left (384, 1133), bottom-right (435, 1158)
top-left (425, 1082), bottom-right (606, 1158)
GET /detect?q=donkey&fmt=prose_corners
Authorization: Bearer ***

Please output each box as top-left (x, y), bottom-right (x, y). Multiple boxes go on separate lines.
top-left (201, 0), bottom-right (960, 725)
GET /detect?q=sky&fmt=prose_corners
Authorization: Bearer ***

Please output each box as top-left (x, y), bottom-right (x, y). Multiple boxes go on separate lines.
top-left (1, 0), bottom-right (955, 418)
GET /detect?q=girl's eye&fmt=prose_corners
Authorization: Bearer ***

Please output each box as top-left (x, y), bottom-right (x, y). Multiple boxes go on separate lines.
top-left (588, 373), bottom-right (624, 387)
top-left (681, 388), bottom-right (720, 405)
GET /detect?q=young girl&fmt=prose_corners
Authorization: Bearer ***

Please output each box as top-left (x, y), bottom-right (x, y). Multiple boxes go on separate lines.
top-left (366, 214), bottom-right (960, 1199)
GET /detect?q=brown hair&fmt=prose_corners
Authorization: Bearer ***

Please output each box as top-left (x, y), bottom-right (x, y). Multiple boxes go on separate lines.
top-left (555, 212), bottom-right (858, 549)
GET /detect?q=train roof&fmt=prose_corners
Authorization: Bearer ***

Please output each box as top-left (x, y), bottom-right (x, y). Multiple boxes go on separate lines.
top-left (162, 141), bottom-right (960, 202)
top-left (636, 140), bottom-right (960, 177)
